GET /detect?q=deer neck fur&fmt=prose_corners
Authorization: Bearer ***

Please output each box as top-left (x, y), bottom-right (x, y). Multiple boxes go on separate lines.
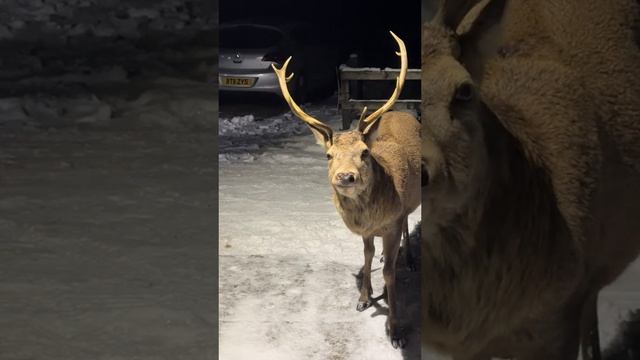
top-left (422, 111), bottom-right (584, 354)
top-left (332, 157), bottom-right (402, 238)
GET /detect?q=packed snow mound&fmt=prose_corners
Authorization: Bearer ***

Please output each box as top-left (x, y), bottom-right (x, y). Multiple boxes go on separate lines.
top-left (219, 100), bottom-right (341, 139)
top-left (218, 102), bottom-right (342, 164)
top-left (0, 94), bottom-right (110, 128)
top-left (115, 83), bottom-right (217, 130)
top-left (0, 0), bottom-right (215, 42)
top-left (0, 0), bottom-right (217, 131)
top-left (217, 113), bottom-right (305, 163)
top-left (0, 77), bottom-right (217, 130)
top-left (17, 66), bottom-right (129, 86)
top-left (0, 0), bottom-right (217, 87)
top-left (219, 114), bottom-right (307, 138)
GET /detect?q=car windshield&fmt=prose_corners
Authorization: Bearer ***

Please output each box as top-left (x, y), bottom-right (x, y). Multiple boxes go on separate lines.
top-left (220, 26), bottom-right (283, 49)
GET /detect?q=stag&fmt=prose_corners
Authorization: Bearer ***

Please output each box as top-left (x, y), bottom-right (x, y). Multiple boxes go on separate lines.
top-left (272, 32), bottom-right (421, 348)
top-left (421, 0), bottom-right (640, 359)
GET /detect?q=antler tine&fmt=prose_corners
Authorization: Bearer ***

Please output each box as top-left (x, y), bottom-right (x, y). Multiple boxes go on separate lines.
top-left (361, 31), bottom-right (408, 125)
top-left (432, 0), bottom-right (447, 25)
top-left (356, 106), bottom-right (369, 132)
top-left (272, 57), bottom-right (333, 140)
top-left (359, 106), bottom-right (368, 122)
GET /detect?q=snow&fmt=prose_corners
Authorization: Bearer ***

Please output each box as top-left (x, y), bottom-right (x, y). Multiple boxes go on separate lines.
top-left (0, 3), bottom-right (218, 358)
top-left (599, 260), bottom-right (640, 354)
top-left (219, 97), bottom-right (422, 359)
top-left (0, 76), bottom-right (217, 130)
top-left (339, 64), bottom-right (422, 73)
top-left (0, 0), bottom-right (215, 42)
top-left (0, 129), bottom-right (217, 359)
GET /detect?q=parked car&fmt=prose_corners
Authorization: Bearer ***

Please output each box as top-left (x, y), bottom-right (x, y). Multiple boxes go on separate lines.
top-left (218, 21), bottom-right (342, 101)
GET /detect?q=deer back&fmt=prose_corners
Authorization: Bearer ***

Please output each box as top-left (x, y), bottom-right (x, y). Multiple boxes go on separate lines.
top-left (497, 0), bottom-right (640, 173)
top-left (368, 111), bottom-right (422, 213)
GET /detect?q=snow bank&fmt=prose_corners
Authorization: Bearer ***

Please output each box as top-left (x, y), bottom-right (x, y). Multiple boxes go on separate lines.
top-left (218, 113), bottom-right (307, 163)
top-left (0, 0), bottom-right (216, 43)
top-left (0, 0), bottom-right (218, 131)
top-left (0, 94), bottom-right (110, 128)
top-left (0, 77), bottom-right (217, 130)
top-left (219, 114), bottom-right (306, 138)
top-left (218, 101), bottom-right (342, 165)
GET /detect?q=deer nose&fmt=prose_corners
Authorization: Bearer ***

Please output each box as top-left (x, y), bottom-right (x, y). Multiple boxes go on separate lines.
top-left (336, 172), bottom-right (356, 186)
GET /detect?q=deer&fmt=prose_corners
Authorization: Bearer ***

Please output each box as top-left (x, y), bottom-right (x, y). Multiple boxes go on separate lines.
top-left (271, 32), bottom-right (421, 349)
top-left (420, 0), bottom-right (640, 359)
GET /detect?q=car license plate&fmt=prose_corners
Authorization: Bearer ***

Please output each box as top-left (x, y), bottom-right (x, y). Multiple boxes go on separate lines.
top-left (220, 76), bottom-right (256, 88)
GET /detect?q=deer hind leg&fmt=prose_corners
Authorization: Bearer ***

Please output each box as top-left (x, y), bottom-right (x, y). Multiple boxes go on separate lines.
top-left (580, 292), bottom-right (601, 360)
top-left (382, 221), bottom-right (405, 349)
top-left (401, 215), bottom-right (416, 271)
top-left (380, 216), bottom-right (413, 270)
top-left (357, 236), bottom-right (375, 312)
top-left (521, 308), bottom-right (582, 360)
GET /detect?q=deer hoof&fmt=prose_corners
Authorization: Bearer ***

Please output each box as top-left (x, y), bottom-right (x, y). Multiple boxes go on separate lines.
top-left (391, 334), bottom-right (407, 349)
top-left (387, 324), bottom-right (406, 349)
top-left (407, 259), bottom-right (417, 272)
top-left (356, 300), bottom-right (372, 312)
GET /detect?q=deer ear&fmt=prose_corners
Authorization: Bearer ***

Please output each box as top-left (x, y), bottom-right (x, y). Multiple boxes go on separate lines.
top-left (308, 125), bottom-right (331, 151)
top-left (435, 0), bottom-right (506, 38)
top-left (434, 0), bottom-right (478, 30)
top-left (362, 119), bottom-right (382, 145)
top-left (455, 0), bottom-right (506, 39)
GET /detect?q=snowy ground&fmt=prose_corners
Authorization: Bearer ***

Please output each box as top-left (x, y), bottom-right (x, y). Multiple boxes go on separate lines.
top-left (219, 95), bottom-right (422, 360)
top-left (0, 128), bottom-right (217, 359)
top-left (599, 262), bottom-right (640, 359)
top-left (0, 14), bottom-right (219, 355)
top-left (218, 95), bottom-right (640, 360)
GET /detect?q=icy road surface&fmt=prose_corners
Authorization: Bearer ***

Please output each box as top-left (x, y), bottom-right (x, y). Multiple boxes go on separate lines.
top-left (0, 129), bottom-right (217, 359)
top-left (219, 96), bottom-right (422, 360)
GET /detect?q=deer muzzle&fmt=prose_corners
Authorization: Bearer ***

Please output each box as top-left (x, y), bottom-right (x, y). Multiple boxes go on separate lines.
top-left (335, 172), bottom-right (357, 187)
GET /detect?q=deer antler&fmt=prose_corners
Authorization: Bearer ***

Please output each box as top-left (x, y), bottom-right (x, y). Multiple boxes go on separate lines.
top-left (358, 31), bottom-right (408, 132)
top-left (272, 58), bottom-right (333, 143)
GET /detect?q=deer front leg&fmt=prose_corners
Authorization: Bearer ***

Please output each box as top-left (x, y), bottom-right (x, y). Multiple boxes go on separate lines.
top-left (383, 222), bottom-right (405, 349)
top-left (357, 236), bottom-right (375, 311)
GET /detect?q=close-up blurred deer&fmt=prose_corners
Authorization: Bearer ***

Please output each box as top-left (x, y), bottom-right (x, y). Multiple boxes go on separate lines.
top-left (420, 0), bottom-right (640, 359)
top-left (272, 32), bottom-right (421, 349)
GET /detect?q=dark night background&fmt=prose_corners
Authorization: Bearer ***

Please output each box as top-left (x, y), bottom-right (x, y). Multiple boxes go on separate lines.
top-left (220, 0), bottom-right (422, 68)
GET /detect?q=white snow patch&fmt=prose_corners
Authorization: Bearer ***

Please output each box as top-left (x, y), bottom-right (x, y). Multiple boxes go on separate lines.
top-left (218, 113), bottom-right (306, 138)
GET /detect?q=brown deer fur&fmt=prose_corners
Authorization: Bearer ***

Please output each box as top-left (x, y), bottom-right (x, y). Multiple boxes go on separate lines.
top-left (325, 111), bottom-right (421, 348)
top-left (421, 0), bottom-right (640, 359)
top-left (272, 33), bottom-right (421, 348)
top-left (332, 112), bottom-right (421, 240)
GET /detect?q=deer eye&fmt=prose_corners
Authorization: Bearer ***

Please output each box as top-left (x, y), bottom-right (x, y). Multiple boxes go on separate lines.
top-left (454, 83), bottom-right (473, 102)
top-left (361, 149), bottom-right (370, 159)
top-left (326, 153), bottom-right (332, 160)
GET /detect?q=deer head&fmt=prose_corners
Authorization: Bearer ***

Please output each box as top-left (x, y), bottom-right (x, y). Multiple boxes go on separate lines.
top-left (273, 31), bottom-right (408, 199)
top-left (422, 0), bottom-right (507, 211)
